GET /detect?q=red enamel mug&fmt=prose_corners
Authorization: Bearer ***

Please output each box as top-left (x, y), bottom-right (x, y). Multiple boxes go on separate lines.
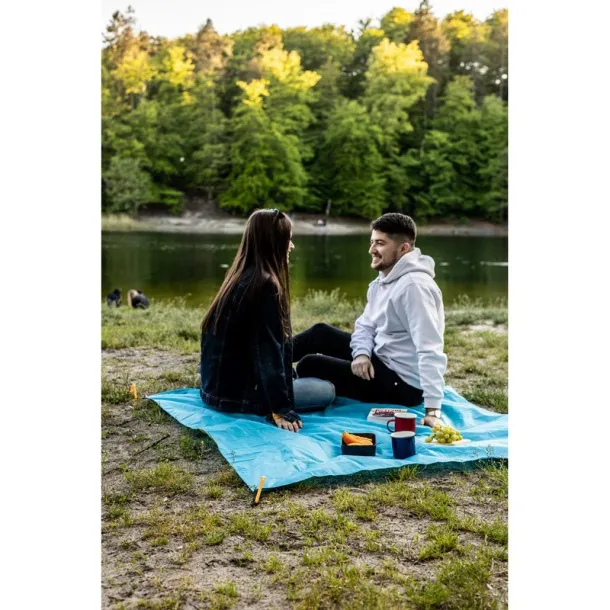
top-left (387, 411), bottom-right (417, 433)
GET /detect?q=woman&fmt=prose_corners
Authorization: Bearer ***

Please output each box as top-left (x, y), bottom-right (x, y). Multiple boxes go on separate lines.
top-left (199, 209), bottom-right (335, 433)
top-left (127, 289), bottom-right (150, 309)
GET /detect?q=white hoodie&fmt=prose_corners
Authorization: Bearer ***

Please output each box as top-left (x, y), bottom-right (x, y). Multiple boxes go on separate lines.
top-left (350, 247), bottom-right (447, 411)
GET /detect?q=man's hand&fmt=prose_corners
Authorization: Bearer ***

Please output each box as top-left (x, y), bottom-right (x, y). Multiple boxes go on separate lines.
top-left (351, 355), bottom-right (375, 380)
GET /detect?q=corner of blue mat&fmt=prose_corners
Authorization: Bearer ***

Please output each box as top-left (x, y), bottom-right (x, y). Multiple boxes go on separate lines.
top-left (147, 386), bottom-right (508, 491)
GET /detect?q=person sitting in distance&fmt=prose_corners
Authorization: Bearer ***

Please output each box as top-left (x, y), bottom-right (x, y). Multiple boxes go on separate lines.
top-left (106, 288), bottom-right (122, 307)
top-left (127, 289), bottom-right (150, 309)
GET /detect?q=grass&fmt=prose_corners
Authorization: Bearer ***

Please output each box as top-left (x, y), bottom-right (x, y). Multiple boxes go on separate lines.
top-left (418, 523), bottom-right (461, 560)
top-left (178, 430), bottom-right (210, 461)
top-left (462, 388), bottom-right (508, 413)
top-left (202, 581), bottom-right (240, 609)
top-left (406, 547), bottom-right (500, 609)
top-left (124, 462), bottom-right (194, 494)
top-left (302, 546), bottom-right (350, 566)
top-left (228, 512), bottom-right (273, 542)
top-left (102, 291), bottom-right (508, 609)
top-left (102, 378), bottom-right (133, 405)
top-left (102, 298), bottom-right (201, 352)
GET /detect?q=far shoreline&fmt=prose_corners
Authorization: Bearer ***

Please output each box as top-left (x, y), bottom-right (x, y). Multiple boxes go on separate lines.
top-left (101, 212), bottom-right (508, 237)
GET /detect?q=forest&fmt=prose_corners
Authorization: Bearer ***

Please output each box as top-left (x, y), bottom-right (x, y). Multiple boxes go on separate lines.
top-left (102, 2), bottom-right (508, 222)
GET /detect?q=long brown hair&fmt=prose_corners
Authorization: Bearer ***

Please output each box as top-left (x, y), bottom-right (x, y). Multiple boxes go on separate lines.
top-left (201, 209), bottom-right (292, 337)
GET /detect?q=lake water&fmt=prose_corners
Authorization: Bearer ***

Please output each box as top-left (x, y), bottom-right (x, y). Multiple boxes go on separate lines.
top-left (102, 231), bottom-right (508, 307)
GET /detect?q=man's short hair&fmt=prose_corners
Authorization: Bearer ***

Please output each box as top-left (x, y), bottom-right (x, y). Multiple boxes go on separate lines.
top-left (371, 213), bottom-right (417, 245)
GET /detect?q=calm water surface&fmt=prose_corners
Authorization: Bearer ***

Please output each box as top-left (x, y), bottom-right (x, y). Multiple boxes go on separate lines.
top-left (102, 231), bottom-right (507, 307)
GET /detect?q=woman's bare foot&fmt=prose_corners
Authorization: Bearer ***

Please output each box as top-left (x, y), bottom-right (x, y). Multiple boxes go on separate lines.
top-left (272, 414), bottom-right (303, 433)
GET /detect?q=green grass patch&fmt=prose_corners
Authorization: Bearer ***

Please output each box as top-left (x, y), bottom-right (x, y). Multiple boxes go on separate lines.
top-left (445, 296), bottom-right (507, 327)
top-left (229, 512), bottom-right (273, 542)
top-left (367, 481), bottom-right (457, 521)
top-left (103, 492), bottom-right (136, 528)
top-left (291, 563), bottom-right (405, 610)
top-left (456, 516), bottom-right (508, 546)
top-left (215, 581), bottom-right (238, 598)
top-left (102, 300), bottom-right (201, 352)
top-left (418, 523), bottom-right (461, 560)
top-left (470, 461), bottom-right (508, 503)
top-left (124, 462), bottom-right (194, 494)
top-left (363, 528), bottom-right (383, 552)
top-left (204, 484), bottom-right (224, 499)
top-left (101, 379), bottom-right (133, 405)
top-left (208, 469), bottom-right (244, 489)
top-left (462, 387), bottom-right (508, 413)
top-left (136, 505), bottom-right (227, 553)
top-left (263, 554), bottom-right (284, 573)
top-left (202, 580), bottom-right (240, 610)
top-left (406, 547), bottom-right (498, 609)
top-left (292, 289), bottom-right (365, 333)
top-left (332, 489), bottom-right (377, 521)
top-left (296, 508), bottom-right (360, 544)
top-left (302, 546), bottom-right (350, 567)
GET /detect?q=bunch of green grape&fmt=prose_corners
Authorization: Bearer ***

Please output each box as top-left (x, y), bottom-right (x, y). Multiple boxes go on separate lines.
top-left (425, 423), bottom-right (463, 444)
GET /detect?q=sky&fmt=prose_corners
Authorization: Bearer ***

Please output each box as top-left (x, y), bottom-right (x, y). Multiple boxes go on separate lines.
top-left (101, 0), bottom-right (508, 39)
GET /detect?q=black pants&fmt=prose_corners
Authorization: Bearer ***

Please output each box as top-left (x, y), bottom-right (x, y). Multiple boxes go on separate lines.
top-left (293, 323), bottom-right (424, 407)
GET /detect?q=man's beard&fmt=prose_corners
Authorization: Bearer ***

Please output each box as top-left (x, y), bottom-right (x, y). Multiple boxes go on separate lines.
top-left (372, 254), bottom-right (399, 271)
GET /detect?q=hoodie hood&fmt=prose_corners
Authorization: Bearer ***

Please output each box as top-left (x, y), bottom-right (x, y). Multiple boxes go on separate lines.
top-left (379, 247), bottom-right (436, 284)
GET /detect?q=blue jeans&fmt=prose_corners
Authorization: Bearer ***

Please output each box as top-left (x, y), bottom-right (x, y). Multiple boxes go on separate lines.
top-left (293, 377), bottom-right (336, 413)
top-left (197, 361), bottom-right (334, 414)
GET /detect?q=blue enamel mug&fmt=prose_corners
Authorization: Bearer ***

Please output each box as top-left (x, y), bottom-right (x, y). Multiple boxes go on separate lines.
top-left (391, 431), bottom-right (416, 459)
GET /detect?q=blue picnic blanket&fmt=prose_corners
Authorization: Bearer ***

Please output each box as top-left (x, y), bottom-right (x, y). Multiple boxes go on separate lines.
top-left (147, 386), bottom-right (508, 491)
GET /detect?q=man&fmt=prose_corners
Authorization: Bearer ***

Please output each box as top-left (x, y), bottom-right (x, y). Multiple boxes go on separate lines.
top-left (293, 213), bottom-right (447, 428)
top-left (106, 288), bottom-right (122, 307)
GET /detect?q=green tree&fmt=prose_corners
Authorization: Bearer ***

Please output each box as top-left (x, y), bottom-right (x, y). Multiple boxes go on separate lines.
top-left (315, 100), bottom-right (385, 218)
top-left (363, 38), bottom-right (433, 211)
top-left (256, 45), bottom-right (320, 135)
top-left (364, 38), bottom-right (434, 142)
top-left (103, 156), bottom-right (152, 213)
top-left (442, 10), bottom-right (490, 102)
top-left (182, 80), bottom-right (231, 200)
top-left (405, 130), bottom-right (459, 219)
top-left (379, 7), bottom-right (415, 42)
top-left (186, 19), bottom-right (233, 79)
top-left (100, 5), bottom-right (510, 223)
top-left (283, 25), bottom-right (354, 71)
top-left (161, 43), bottom-right (195, 90)
top-left (103, 7), bottom-right (138, 68)
top-left (477, 95), bottom-right (508, 219)
top-left (341, 23), bottom-right (385, 99)
top-left (221, 25), bottom-right (284, 110)
top-left (481, 9), bottom-right (508, 100)
top-left (409, 76), bottom-right (482, 218)
top-left (221, 80), bottom-right (308, 213)
top-left (404, 0), bottom-right (451, 141)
